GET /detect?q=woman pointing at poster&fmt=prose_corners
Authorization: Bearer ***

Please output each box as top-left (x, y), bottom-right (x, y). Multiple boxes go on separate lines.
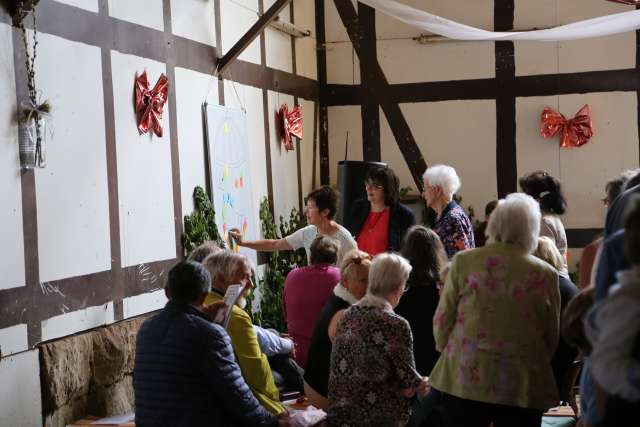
top-left (228, 186), bottom-right (357, 264)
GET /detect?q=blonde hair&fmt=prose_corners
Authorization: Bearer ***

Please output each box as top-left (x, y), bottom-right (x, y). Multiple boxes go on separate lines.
top-left (533, 236), bottom-right (565, 272)
top-left (340, 249), bottom-right (372, 283)
top-left (368, 253), bottom-right (412, 297)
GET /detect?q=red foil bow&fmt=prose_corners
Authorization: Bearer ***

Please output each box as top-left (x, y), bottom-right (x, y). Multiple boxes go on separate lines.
top-left (135, 70), bottom-right (169, 137)
top-left (540, 104), bottom-right (593, 148)
top-left (278, 104), bottom-right (303, 151)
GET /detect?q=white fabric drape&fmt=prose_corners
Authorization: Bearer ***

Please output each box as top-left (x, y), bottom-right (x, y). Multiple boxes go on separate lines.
top-left (357, 0), bottom-right (640, 41)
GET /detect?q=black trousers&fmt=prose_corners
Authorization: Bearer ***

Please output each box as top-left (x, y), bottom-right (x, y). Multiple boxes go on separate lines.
top-left (268, 354), bottom-right (304, 393)
top-left (439, 391), bottom-right (543, 427)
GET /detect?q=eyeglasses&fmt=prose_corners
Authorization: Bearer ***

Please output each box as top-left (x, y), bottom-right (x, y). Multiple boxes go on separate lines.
top-left (365, 182), bottom-right (384, 190)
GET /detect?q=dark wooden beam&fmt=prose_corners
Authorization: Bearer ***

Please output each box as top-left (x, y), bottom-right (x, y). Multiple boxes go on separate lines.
top-left (316, 0), bottom-right (330, 185)
top-left (358, 2), bottom-right (380, 162)
top-left (216, 0), bottom-right (292, 75)
top-left (333, 0), bottom-right (427, 189)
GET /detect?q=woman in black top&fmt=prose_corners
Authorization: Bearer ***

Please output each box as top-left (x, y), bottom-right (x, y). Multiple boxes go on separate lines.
top-left (395, 225), bottom-right (448, 376)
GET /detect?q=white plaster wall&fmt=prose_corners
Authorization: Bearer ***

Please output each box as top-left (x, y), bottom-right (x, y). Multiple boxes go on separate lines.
top-left (170, 0), bottom-right (216, 46)
top-left (514, 0), bottom-right (634, 76)
top-left (0, 350), bottom-right (42, 427)
top-left (516, 93), bottom-right (639, 229)
top-left (327, 105), bottom-right (363, 186)
top-left (393, 100), bottom-right (498, 218)
top-left (268, 91), bottom-right (300, 219)
top-left (378, 40), bottom-right (494, 84)
top-left (111, 52), bottom-right (176, 267)
top-left (53, 0), bottom-right (99, 13)
top-left (123, 289), bottom-right (166, 318)
top-left (294, 0), bottom-right (317, 80)
top-left (0, 23), bottom-right (25, 291)
top-left (108, 0), bottom-right (164, 32)
top-left (0, 324), bottom-right (28, 357)
top-left (326, 42), bottom-right (359, 85)
top-left (264, 2), bottom-right (293, 73)
top-left (299, 99), bottom-right (318, 196)
top-left (175, 67), bottom-right (219, 217)
top-left (34, 33), bottom-right (111, 282)
top-left (324, 0), bottom-right (355, 43)
top-left (41, 302), bottom-right (114, 342)
top-left (220, 0), bottom-right (261, 65)
top-left (223, 81), bottom-right (267, 238)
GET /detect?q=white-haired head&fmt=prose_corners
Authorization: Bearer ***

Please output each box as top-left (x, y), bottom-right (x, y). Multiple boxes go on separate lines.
top-left (367, 253), bottom-right (412, 299)
top-left (487, 193), bottom-right (541, 253)
top-left (422, 165), bottom-right (461, 199)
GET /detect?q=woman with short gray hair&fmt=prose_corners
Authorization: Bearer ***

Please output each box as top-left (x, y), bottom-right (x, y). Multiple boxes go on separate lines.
top-left (422, 164), bottom-right (475, 258)
top-left (429, 193), bottom-right (561, 426)
top-left (328, 253), bottom-right (429, 426)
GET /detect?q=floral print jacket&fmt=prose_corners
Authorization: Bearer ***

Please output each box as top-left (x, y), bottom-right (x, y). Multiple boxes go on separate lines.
top-left (433, 201), bottom-right (475, 258)
top-left (328, 294), bottom-right (423, 427)
top-left (430, 242), bottom-right (561, 410)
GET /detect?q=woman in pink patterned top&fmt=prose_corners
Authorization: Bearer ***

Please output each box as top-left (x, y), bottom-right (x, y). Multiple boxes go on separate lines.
top-left (422, 164), bottom-right (475, 258)
top-left (283, 235), bottom-right (340, 368)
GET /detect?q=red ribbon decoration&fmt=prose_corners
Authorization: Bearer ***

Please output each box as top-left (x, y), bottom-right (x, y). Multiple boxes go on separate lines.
top-left (278, 104), bottom-right (303, 151)
top-left (540, 104), bottom-right (593, 148)
top-left (134, 70), bottom-right (169, 137)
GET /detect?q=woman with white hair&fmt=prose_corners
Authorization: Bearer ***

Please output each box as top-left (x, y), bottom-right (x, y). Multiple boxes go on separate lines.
top-left (429, 193), bottom-right (560, 427)
top-left (328, 253), bottom-right (429, 426)
top-left (422, 164), bottom-right (475, 258)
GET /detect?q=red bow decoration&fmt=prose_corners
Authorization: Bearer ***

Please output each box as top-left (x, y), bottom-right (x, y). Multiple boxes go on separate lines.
top-left (134, 70), bottom-right (169, 137)
top-left (278, 104), bottom-right (303, 151)
top-left (540, 104), bottom-right (593, 148)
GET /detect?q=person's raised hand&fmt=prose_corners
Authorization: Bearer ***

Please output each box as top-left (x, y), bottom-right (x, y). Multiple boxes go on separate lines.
top-left (228, 228), bottom-right (243, 245)
top-left (202, 301), bottom-right (227, 322)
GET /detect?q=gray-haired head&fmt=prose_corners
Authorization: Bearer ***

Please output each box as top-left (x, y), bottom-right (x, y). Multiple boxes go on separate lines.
top-left (487, 193), bottom-right (541, 253)
top-left (422, 164), bottom-right (461, 199)
top-left (367, 253), bottom-right (412, 298)
top-left (187, 241), bottom-right (222, 263)
top-left (310, 235), bottom-right (340, 265)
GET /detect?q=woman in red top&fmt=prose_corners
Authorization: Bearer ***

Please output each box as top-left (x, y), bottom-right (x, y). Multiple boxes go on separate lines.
top-left (345, 166), bottom-right (416, 256)
top-left (283, 236), bottom-right (341, 368)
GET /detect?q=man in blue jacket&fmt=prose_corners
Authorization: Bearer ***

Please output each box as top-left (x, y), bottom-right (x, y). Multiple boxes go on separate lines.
top-left (134, 261), bottom-right (289, 427)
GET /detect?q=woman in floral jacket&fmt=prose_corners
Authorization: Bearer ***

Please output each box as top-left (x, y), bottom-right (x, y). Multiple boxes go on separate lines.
top-left (429, 193), bottom-right (560, 427)
top-left (328, 253), bottom-right (429, 427)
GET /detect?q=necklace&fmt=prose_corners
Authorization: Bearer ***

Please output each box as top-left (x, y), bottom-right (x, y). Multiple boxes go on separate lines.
top-left (367, 210), bottom-right (386, 233)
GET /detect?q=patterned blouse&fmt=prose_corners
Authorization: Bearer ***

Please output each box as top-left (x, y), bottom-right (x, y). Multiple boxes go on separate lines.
top-left (429, 242), bottom-right (561, 410)
top-left (328, 295), bottom-right (423, 427)
top-left (433, 201), bottom-right (475, 259)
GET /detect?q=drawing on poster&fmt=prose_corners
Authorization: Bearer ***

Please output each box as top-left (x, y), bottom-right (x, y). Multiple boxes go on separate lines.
top-left (204, 104), bottom-right (257, 265)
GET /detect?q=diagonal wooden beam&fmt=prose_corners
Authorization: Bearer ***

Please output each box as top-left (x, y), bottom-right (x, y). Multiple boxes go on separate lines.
top-left (216, 0), bottom-right (292, 75)
top-left (333, 0), bottom-right (427, 189)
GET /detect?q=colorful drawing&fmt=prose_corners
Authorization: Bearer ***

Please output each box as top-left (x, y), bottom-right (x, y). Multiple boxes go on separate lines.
top-left (205, 104), bottom-right (257, 263)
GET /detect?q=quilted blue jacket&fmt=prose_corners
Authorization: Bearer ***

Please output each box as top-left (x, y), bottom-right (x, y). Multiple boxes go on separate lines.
top-left (134, 300), bottom-right (277, 427)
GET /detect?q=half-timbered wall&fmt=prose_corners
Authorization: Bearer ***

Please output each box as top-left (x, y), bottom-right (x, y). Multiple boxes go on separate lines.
top-left (320, 0), bottom-right (640, 267)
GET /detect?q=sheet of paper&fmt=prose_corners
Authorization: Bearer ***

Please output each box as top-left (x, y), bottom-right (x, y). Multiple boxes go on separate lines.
top-left (90, 412), bottom-right (135, 425)
top-left (219, 284), bottom-right (243, 328)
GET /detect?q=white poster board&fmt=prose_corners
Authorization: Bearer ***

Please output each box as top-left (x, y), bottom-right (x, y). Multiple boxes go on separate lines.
top-left (204, 104), bottom-right (257, 265)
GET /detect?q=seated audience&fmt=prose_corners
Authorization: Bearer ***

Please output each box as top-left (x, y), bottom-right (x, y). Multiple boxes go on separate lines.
top-left (229, 186), bottom-right (357, 264)
top-left (422, 164), bottom-right (475, 258)
top-left (429, 193), bottom-right (560, 427)
top-left (533, 236), bottom-right (579, 392)
top-left (345, 165), bottom-right (416, 255)
top-left (328, 253), bottom-right (429, 426)
top-left (284, 235), bottom-right (341, 368)
top-left (133, 261), bottom-right (285, 427)
top-left (197, 249), bottom-right (303, 393)
top-left (586, 195), bottom-right (640, 426)
top-left (303, 249), bottom-right (372, 409)
top-left (473, 200), bottom-right (497, 247)
top-left (395, 225), bottom-right (448, 376)
top-left (204, 252), bottom-right (285, 415)
top-left (520, 170), bottom-right (569, 277)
